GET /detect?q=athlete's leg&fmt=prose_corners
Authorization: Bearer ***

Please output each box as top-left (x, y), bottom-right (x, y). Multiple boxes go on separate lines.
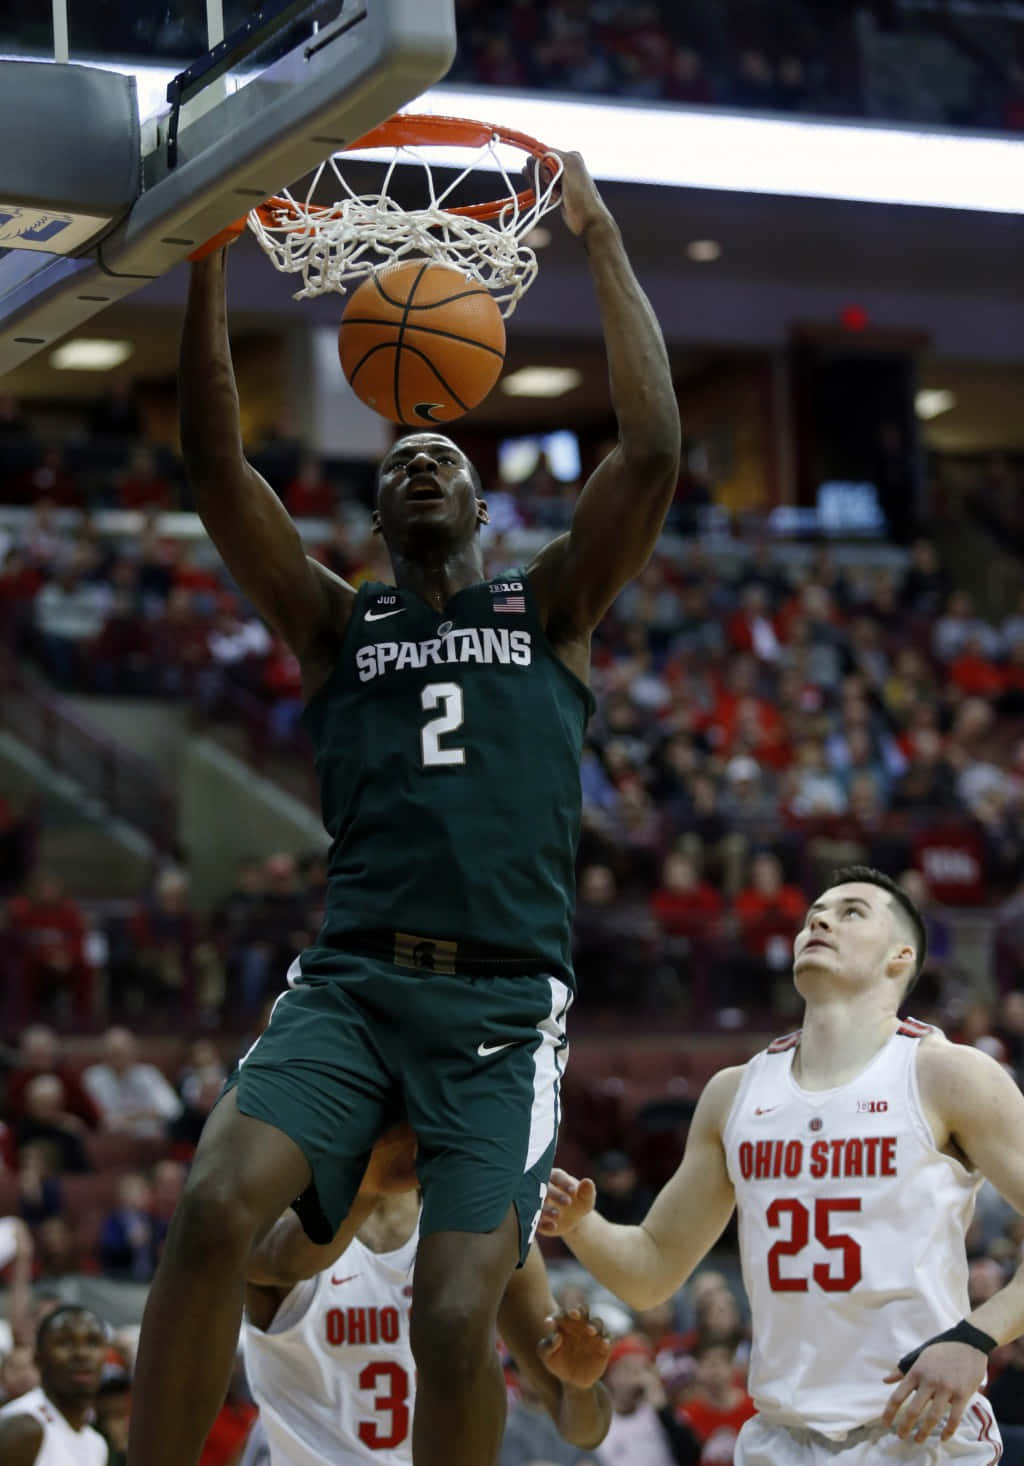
top-left (127, 1091), bottom-right (311, 1466)
top-left (410, 1207), bottom-right (520, 1466)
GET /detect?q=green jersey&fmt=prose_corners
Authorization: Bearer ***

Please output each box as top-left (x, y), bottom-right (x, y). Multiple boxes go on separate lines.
top-left (300, 573), bottom-right (595, 984)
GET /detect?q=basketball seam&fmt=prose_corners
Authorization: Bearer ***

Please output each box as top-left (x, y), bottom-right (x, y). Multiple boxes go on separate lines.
top-left (383, 290), bottom-right (491, 309)
top-left (339, 319), bottom-right (505, 362)
top-left (345, 340), bottom-right (474, 424)
top-left (394, 263), bottom-right (431, 424)
top-left (372, 275), bottom-right (489, 312)
top-left (392, 341), bottom-right (472, 425)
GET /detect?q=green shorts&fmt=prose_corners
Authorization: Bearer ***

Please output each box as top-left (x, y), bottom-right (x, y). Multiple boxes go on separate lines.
top-left (226, 949), bottom-right (572, 1264)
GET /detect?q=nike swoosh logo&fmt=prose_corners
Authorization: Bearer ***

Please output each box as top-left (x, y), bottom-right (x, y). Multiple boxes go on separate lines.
top-left (414, 403), bottom-right (445, 422)
top-left (331, 1274), bottom-right (359, 1286)
top-left (754, 1106), bottom-right (780, 1115)
top-left (365, 608), bottom-right (405, 622)
top-left (477, 1041), bottom-right (517, 1057)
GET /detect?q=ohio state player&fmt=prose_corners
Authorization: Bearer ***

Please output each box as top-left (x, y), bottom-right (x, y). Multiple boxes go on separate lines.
top-left (242, 1124), bottom-right (611, 1465)
top-left (540, 866), bottom-right (1024, 1465)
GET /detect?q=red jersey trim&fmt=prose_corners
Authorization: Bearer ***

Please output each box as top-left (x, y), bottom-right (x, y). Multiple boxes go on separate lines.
top-left (897, 1018), bottom-right (933, 1039)
top-left (767, 1030), bottom-right (801, 1053)
top-left (970, 1399), bottom-right (1002, 1464)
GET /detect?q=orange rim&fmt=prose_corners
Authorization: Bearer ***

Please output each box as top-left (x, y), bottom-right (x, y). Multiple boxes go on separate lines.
top-left (251, 113), bottom-right (557, 229)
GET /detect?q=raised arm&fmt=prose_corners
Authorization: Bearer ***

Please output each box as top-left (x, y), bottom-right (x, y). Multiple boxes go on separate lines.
top-left (539, 1067), bottom-right (740, 1310)
top-left (180, 251), bottom-right (352, 673)
top-left (529, 153), bottom-right (680, 652)
top-left (497, 1242), bottom-right (611, 1450)
top-left (246, 1124), bottom-right (418, 1292)
top-left (7, 1218), bottom-right (35, 1346)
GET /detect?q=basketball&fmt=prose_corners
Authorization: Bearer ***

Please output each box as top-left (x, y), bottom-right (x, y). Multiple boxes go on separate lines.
top-left (337, 260), bottom-right (506, 427)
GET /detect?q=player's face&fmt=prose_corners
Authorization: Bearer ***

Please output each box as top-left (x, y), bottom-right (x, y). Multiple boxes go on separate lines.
top-left (37, 1313), bottom-right (107, 1402)
top-left (373, 434), bottom-right (485, 551)
top-left (793, 882), bottom-right (905, 994)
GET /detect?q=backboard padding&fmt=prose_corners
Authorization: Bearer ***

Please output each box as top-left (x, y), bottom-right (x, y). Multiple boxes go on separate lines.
top-left (0, 0), bottom-right (456, 375)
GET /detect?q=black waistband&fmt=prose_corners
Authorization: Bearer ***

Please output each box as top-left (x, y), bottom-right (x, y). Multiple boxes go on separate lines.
top-left (346, 929), bottom-right (547, 977)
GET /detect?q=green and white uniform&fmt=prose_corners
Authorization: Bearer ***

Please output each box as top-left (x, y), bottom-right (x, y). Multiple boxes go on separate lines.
top-left (231, 573), bottom-right (593, 1258)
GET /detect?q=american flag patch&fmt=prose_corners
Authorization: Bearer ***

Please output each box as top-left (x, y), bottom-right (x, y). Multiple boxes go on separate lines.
top-left (493, 595), bottom-right (525, 614)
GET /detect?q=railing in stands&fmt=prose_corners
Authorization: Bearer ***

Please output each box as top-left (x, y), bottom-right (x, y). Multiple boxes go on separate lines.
top-left (0, 648), bottom-right (177, 853)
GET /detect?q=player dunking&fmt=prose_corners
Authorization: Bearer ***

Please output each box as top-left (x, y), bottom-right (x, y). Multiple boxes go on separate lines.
top-left (240, 1125), bottom-right (611, 1463)
top-left (541, 866), bottom-right (1024, 1464)
top-left (126, 150), bottom-right (680, 1466)
top-left (0, 1306), bottom-right (108, 1466)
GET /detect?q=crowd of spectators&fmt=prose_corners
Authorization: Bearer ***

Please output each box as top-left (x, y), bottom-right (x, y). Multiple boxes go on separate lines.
top-left (0, 853), bottom-right (332, 1030)
top-left (5, 0), bottom-right (1024, 133)
top-left (3, 393), bottom-right (1024, 1040)
top-left (452, 0), bottom-right (1024, 132)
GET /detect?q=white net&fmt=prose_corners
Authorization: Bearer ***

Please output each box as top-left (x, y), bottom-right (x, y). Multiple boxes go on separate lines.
top-left (247, 129), bottom-right (563, 317)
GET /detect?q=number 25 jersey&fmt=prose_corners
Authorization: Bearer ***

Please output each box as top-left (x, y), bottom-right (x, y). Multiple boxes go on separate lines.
top-left (722, 1020), bottom-right (982, 1439)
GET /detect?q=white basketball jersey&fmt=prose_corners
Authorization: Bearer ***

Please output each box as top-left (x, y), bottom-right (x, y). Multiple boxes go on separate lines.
top-left (723, 1019), bottom-right (982, 1439)
top-left (0, 1386), bottom-right (107, 1466)
top-left (242, 1225), bottom-right (418, 1466)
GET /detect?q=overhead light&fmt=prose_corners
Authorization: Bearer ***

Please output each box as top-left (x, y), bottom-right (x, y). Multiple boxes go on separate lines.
top-left (501, 366), bottom-right (582, 398)
top-left (915, 389), bottom-right (956, 420)
top-left (18, 62), bottom-right (1024, 215)
top-left (50, 338), bottom-right (134, 371)
top-left (687, 239), bottom-right (721, 262)
top-left (418, 88), bottom-right (1024, 215)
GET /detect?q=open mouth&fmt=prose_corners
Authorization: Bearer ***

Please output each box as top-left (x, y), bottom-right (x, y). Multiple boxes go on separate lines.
top-left (803, 940), bottom-right (832, 953)
top-left (407, 479), bottom-right (444, 502)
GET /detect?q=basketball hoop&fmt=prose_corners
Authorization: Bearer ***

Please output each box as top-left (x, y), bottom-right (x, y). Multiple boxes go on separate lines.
top-left (247, 114), bottom-right (563, 317)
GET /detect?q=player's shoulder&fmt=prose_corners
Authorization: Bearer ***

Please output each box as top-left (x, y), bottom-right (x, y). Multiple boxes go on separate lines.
top-left (694, 1063), bottom-right (749, 1128)
top-left (913, 1023), bottom-right (1016, 1106)
top-left (915, 1026), bottom-right (1003, 1084)
top-left (0, 1408), bottom-right (44, 1465)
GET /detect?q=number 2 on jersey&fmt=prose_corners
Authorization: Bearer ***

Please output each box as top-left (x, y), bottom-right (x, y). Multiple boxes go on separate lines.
top-left (357, 1361), bottom-right (410, 1450)
top-left (420, 681), bottom-right (465, 767)
top-left (767, 1197), bottom-right (862, 1292)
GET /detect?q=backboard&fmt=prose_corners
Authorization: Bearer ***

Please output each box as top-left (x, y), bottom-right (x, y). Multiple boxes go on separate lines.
top-left (0, 0), bottom-right (457, 375)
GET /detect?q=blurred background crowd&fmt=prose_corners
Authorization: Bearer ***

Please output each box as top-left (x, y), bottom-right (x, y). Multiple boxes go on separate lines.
top-left (1, 0), bottom-right (1024, 1461)
top-left (6, 0), bottom-right (1024, 132)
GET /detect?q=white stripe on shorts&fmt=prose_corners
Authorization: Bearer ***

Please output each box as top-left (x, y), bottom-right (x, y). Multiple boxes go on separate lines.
top-left (525, 977), bottom-right (572, 1172)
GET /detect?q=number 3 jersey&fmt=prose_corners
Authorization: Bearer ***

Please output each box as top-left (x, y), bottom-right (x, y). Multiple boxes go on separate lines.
top-left (300, 575), bottom-right (595, 985)
top-left (242, 1224), bottom-right (419, 1466)
top-left (722, 1019), bottom-right (982, 1439)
